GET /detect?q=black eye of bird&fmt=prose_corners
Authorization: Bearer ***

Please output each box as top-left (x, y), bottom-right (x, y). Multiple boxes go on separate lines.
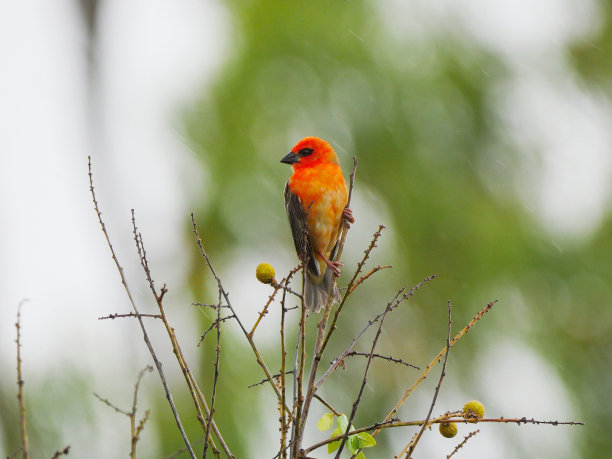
top-left (298, 148), bottom-right (314, 157)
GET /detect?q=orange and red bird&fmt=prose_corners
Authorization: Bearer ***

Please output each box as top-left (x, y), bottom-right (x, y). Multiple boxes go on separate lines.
top-left (281, 137), bottom-right (354, 312)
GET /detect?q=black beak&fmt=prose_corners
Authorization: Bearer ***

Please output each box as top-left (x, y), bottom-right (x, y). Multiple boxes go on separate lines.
top-left (280, 151), bottom-right (298, 165)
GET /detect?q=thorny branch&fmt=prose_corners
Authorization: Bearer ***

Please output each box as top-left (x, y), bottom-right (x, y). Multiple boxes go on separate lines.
top-left (313, 394), bottom-right (342, 417)
top-left (93, 393), bottom-right (131, 416)
top-left (14, 300), bottom-right (72, 459)
top-left (348, 264), bottom-right (392, 295)
top-left (95, 365), bottom-right (153, 459)
top-left (374, 299), bottom-right (498, 437)
top-left (193, 302), bottom-right (229, 310)
top-left (447, 429), bottom-right (480, 459)
top-left (339, 352), bottom-right (419, 370)
top-left (279, 268), bottom-right (300, 458)
top-left (248, 371), bottom-right (295, 389)
top-left (198, 315), bottom-right (235, 345)
top-left (49, 446), bottom-right (71, 458)
top-left (336, 276), bottom-right (435, 457)
top-left (290, 298), bottom-right (307, 458)
top-left (89, 157), bottom-right (197, 459)
top-left (191, 213), bottom-right (292, 420)
top-left (16, 299), bottom-right (30, 459)
top-left (321, 225), bottom-right (386, 355)
top-left (335, 284), bottom-right (399, 457)
top-left (132, 211), bottom-right (229, 458)
top-left (203, 287), bottom-right (223, 459)
top-left (130, 366), bottom-right (153, 458)
top-left (98, 312), bottom-right (162, 320)
top-left (402, 300), bottom-right (453, 458)
top-left (315, 275), bottom-right (437, 392)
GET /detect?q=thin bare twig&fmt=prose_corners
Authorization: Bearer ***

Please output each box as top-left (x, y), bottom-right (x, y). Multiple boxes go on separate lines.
top-left (374, 299), bottom-right (498, 438)
top-left (248, 371), bottom-right (294, 389)
top-left (134, 412), bottom-right (150, 444)
top-left (279, 268), bottom-right (299, 459)
top-left (130, 366), bottom-right (153, 458)
top-left (280, 325), bottom-right (289, 458)
top-left (447, 429), bottom-right (480, 459)
top-left (332, 156), bottom-right (357, 267)
top-left (402, 300), bottom-right (453, 458)
top-left (93, 393), bottom-right (131, 416)
top-left (336, 271), bottom-right (419, 457)
top-left (313, 394), bottom-right (342, 417)
top-left (203, 287), bottom-right (223, 458)
top-left (7, 447), bottom-right (23, 459)
top-left (291, 278), bottom-right (308, 459)
top-left (49, 446), bottom-right (71, 458)
top-left (163, 437), bottom-right (207, 459)
top-left (272, 280), bottom-right (303, 299)
top-left (321, 225), bottom-right (386, 355)
top-left (94, 365), bottom-right (153, 458)
top-left (131, 212), bottom-right (228, 458)
top-left (16, 299), bottom-right (30, 459)
top-left (98, 312), bottom-right (162, 320)
top-left (290, 297), bottom-right (306, 458)
top-left (88, 157), bottom-right (196, 459)
top-left (340, 352), bottom-right (419, 370)
top-left (197, 315), bottom-right (234, 345)
top-left (348, 265), bottom-right (392, 294)
top-left (315, 275), bottom-right (437, 392)
top-left (191, 214), bottom-right (291, 421)
top-left (192, 302), bottom-right (229, 310)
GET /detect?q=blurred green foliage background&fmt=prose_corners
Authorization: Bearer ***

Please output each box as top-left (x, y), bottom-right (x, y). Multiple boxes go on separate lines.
top-left (182, 1), bottom-right (612, 457)
top-left (2, 1), bottom-right (611, 458)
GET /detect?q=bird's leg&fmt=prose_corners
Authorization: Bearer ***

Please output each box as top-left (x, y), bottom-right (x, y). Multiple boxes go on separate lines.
top-left (342, 207), bottom-right (355, 224)
top-left (318, 251), bottom-right (343, 277)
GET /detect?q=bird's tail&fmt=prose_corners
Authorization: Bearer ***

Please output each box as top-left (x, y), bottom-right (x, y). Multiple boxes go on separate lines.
top-left (304, 268), bottom-right (339, 313)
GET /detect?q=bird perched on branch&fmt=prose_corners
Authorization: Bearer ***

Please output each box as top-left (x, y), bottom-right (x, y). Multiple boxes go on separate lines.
top-left (281, 137), bottom-right (354, 312)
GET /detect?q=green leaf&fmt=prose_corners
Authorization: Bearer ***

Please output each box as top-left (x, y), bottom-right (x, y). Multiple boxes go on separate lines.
top-left (328, 426), bottom-right (342, 453)
top-left (317, 413), bottom-right (334, 431)
top-left (357, 432), bottom-right (376, 448)
top-left (337, 414), bottom-right (349, 432)
top-left (327, 440), bottom-right (340, 454)
top-left (347, 434), bottom-right (360, 454)
top-left (355, 452), bottom-right (366, 459)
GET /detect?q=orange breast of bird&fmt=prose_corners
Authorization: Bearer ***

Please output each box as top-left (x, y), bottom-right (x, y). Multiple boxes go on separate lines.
top-left (288, 162), bottom-right (348, 268)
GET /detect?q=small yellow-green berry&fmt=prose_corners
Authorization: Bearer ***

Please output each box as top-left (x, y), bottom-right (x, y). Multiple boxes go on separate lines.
top-left (439, 422), bottom-right (457, 438)
top-left (256, 263), bottom-right (275, 284)
top-left (463, 400), bottom-right (485, 420)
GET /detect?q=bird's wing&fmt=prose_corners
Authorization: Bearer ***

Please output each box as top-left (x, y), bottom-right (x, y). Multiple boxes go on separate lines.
top-left (284, 182), bottom-right (320, 278)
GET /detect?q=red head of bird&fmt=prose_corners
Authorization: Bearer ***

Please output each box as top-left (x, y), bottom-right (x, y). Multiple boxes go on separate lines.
top-left (280, 137), bottom-right (340, 170)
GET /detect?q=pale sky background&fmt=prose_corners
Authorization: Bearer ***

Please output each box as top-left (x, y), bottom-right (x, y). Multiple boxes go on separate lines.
top-left (0, 1), bottom-right (608, 457)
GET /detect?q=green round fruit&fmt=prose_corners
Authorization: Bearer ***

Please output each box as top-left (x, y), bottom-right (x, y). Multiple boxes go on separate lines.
top-left (439, 422), bottom-right (458, 438)
top-left (256, 263), bottom-right (276, 284)
top-left (463, 400), bottom-right (485, 420)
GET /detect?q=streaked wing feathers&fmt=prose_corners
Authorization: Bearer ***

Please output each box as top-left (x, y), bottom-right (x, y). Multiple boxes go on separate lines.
top-left (284, 183), bottom-right (320, 277)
